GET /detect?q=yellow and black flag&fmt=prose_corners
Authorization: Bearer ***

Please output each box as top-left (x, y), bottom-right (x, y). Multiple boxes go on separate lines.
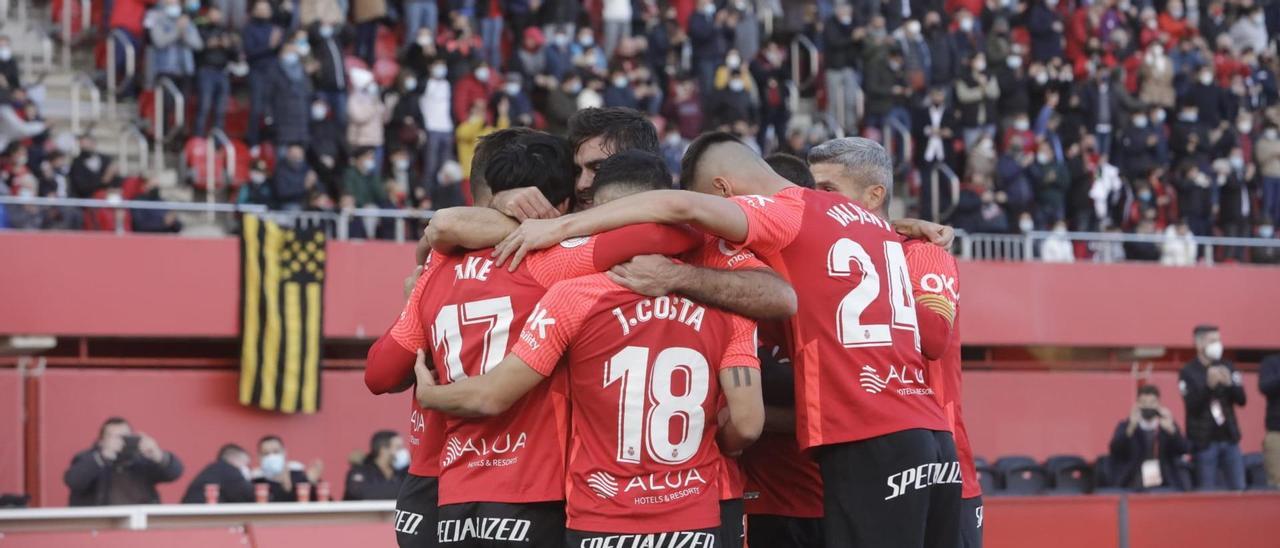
top-left (239, 214), bottom-right (326, 413)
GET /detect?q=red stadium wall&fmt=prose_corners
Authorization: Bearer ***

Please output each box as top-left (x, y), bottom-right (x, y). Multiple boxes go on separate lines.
top-left (3, 232), bottom-right (1279, 348)
top-left (33, 369), bottom-right (407, 507)
top-left (0, 370), bottom-right (23, 497)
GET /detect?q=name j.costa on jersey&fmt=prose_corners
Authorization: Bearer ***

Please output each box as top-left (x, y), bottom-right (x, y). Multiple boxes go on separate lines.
top-left (610, 296), bottom-right (707, 336)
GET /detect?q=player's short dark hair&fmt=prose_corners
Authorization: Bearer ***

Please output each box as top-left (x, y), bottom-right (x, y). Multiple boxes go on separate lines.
top-left (765, 153), bottom-right (815, 188)
top-left (1193, 325), bottom-right (1219, 338)
top-left (591, 150), bottom-right (671, 201)
top-left (483, 132), bottom-right (576, 207)
top-left (258, 435), bottom-right (283, 450)
top-left (568, 107), bottom-right (660, 156)
top-left (98, 417), bottom-right (129, 440)
top-left (470, 127), bottom-right (537, 196)
top-left (367, 430), bottom-right (398, 464)
top-left (679, 131), bottom-right (744, 191)
top-left (1137, 384), bottom-right (1161, 398)
top-left (218, 443), bottom-right (248, 461)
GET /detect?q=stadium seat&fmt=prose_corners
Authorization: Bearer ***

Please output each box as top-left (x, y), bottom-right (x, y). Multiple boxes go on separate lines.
top-left (974, 456), bottom-right (1000, 493)
top-left (1045, 455), bottom-right (1093, 494)
top-left (994, 456), bottom-right (1049, 495)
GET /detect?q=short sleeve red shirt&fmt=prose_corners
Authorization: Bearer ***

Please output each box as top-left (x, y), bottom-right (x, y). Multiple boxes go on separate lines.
top-left (729, 187), bottom-right (948, 449)
top-left (512, 274), bottom-right (759, 534)
top-left (904, 240), bottom-right (979, 498)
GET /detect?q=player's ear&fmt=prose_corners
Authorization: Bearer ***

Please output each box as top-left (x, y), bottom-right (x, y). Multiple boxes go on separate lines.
top-left (870, 184), bottom-right (887, 211)
top-left (711, 176), bottom-right (733, 198)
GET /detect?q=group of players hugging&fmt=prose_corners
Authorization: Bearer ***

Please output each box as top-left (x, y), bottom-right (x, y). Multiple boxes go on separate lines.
top-left (365, 107), bottom-right (980, 548)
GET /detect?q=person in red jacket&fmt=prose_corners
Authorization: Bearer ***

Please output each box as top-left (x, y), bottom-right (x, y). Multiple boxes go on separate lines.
top-left (451, 63), bottom-right (495, 124)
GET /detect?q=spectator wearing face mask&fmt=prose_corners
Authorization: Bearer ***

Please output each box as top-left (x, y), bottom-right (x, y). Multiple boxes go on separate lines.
top-left (266, 38), bottom-right (314, 148)
top-left (714, 49), bottom-right (754, 93)
top-left (242, 1), bottom-right (283, 149)
top-left (951, 10), bottom-right (984, 64)
top-left (419, 60), bottom-right (454, 195)
top-left (1118, 111), bottom-right (1160, 179)
top-left (144, 0), bottom-right (203, 88)
top-left (1229, 8), bottom-right (1269, 56)
top-left (344, 430), bottom-right (409, 501)
top-left (309, 19), bottom-right (349, 127)
top-left (543, 30), bottom-right (574, 81)
top-left (1029, 140), bottom-right (1069, 226)
top-left (401, 28), bottom-right (438, 78)
top-left (1109, 385), bottom-right (1189, 491)
top-left (194, 7), bottom-right (237, 137)
top-left (0, 35), bottom-right (20, 91)
top-left (239, 160), bottom-right (275, 206)
top-left (1182, 325), bottom-right (1247, 491)
top-left (956, 54), bottom-right (1000, 147)
top-left (347, 70), bottom-right (387, 175)
top-left (1139, 42), bottom-right (1175, 111)
top-left (69, 136), bottom-right (120, 199)
top-left (997, 140), bottom-right (1035, 226)
top-left (603, 69), bottom-right (638, 110)
top-left (1186, 66), bottom-right (1232, 131)
top-left (497, 73), bottom-right (533, 126)
top-left (1216, 153), bottom-right (1251, 260)
top-left (1253, 219), bottom-right (1280, 264)
top-left (709, 71), bottom-right (757, 129)
top-left (1039, 220), bottom-right (1075, 262)
top-left (253, 435), bottom-right (324, 502)
top-left (181, 444), bottom-right (255, 503)
top-left (453, 63), bottom-right (494, 123)
top-left (273, 144), bottom-right (316, 211)
top-left (1257, 125), bottom-right (1280, 225)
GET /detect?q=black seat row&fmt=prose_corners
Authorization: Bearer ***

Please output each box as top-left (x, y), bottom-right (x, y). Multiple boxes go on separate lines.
top-left (973, 453), bottom-right (1275, 495)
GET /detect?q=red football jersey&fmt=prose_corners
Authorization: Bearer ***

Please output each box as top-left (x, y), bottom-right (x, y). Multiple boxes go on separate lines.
top-left (422, 224), bottom-right (701, 505)
top-left (512, 274), bottom-right (759, 534)
top-left (905, 239), bottom-right (980, 499)
top-left (385, 252), bottom-right (451, 477)
top-left (730, 187), bottom-right (949, 449)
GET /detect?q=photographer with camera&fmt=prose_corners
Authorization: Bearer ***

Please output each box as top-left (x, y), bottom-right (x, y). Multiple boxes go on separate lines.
top-left (1109, 385), bottom-right (1189, 491)
top-left (64, 417), bottom-right (184, 506)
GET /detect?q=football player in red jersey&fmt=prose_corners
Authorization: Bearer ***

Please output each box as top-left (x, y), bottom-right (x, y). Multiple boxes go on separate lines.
top-left (809, 137), bottom-right (982, 547)
top-left (427, 109), bottom-right (796, 548)
top-left (493, 133), bottom-right (962, 548)
top-left (408, 132), bottom-right (707, 547)
top-left (363, 129), bottom-right (540, 548)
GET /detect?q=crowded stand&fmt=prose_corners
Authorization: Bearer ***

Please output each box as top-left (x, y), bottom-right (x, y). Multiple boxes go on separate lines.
top-left (0, 0), bottom-right (1275, 260)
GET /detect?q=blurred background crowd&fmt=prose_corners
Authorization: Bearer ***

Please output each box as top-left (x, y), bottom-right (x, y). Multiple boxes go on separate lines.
top-left (0, 0), bottom-right (1278, 262)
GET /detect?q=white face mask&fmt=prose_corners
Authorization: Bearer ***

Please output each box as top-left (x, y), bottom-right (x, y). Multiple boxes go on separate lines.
top-left (1260, 226), bottom-right (1275, 238)
top-left (612, 76), bottom-right (628, 87)
top-left (1014, 119), bottom-right (1030, 131)
top-left (250, 171), bottom-right (266, 183)
top-left (0, 48), bottom-right (11, 61)
top-left (432, 65), bottom-right (447, 79)
top-left (403, 78), bottom-right (418, 90)
top-left (1229, 156), bottom-right (1244, 170)
top-left (84, 156), bottom-right (102, 172)
top-left (906, 21), bottom-right (921, 35)
top-left (417, 35), bottom-right (432, 47)
top-left (260, 453), bottom-right (286, 477)
top-left (1133, 116), bottom-right (1148, 128)
top-left (295, 42), bottom-right (311, 57)
top-left (1237, 121), bottom-right (1252, 134)
top-left (1200, 73), bottom-right (1213, 86)
top-left (1037, 153), bottom-right (1052, 163)
top-left (1035, 72), bottom-right (1049, 84)
top-left (504, 83), bottom-right (521, 96)
top-left (1007, 56), bottom-right (1022, 70)
top-left (729, 78), bottom-right (745, 91)
top-left (554, 34), bottom-right (569, 47)
top-left (393, 448), bottom-right (411, 470)
top-left (1019, 218), bottom-right (1034, 232)
top-left (165, 4), bottom-right (182, 18)
top-left (1268, 129), bottom-right (1280, 140)
top-left (959, 18), bottom-right (974, 32)
top-left (726, 55), bottom-right (741, 69)
top-left (361, 158), bottom-right (377, 173)
top-left (475, 68), bottom-right (490, 81)
top-left (1204, 341), bottom-right (1224, 361)
top-left (394, 158), bottom-right (410, 171)
top-left (579, 34), bottom-right (594, 47)
top-left (319, 25), bottom-right (334, 38)
top-left (311, 104), bottom-right (328, 120)
top-left (973, 60), bottom-right (987, 72)
top-left (1153, 110), bottom-right (1166, 123)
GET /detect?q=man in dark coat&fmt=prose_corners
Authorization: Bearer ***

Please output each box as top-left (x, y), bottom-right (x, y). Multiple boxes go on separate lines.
top-left (64, 417), bottom-right (183, 506)
top-left (266, 41), bottom-right (313, 148)
top-left (1108, 385), bottom-right (1190, 491)
top-left (181, 444), bottom-right (255, 504)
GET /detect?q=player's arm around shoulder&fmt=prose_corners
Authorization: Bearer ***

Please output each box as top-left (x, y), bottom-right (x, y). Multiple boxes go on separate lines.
top-left (425, 206), bottom-right (520, 254)
top-left (413, 349), bottom-right (546, 418)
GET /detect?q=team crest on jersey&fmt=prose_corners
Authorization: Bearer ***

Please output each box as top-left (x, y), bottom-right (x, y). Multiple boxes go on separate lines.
top-left (560, 236), bottom-right (591, 248)
top-left (740, 195), bottom-right (774, 208)
top-left (587, 471), bottom-right (620, 499)
top-left (860, 364), bottom-right (934, 396)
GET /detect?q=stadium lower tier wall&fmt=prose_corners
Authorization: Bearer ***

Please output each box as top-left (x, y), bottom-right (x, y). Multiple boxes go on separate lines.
top-left (1, 368), bottom-right (1267, 508)
top-left (2, 232), bottom-right (1279, 348)
top-left (1, 494), bottom-right (1279, 548)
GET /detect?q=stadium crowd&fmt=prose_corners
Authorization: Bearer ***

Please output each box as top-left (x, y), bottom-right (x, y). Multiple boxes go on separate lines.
top-left (63, 416), bottom-right (411, 505)
top-left (0, 0), bottom-right (1278, 259)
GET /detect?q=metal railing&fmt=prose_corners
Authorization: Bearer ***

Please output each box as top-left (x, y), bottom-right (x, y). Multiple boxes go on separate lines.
top-left (954, 230), bottom-right (1280, 266)
top-left (0, 196), bottom-right (433, 242)
top-left (61, 0), bottom-right (92, 68)
top-left (789, 34), bottom-right (819, 91)
top-left (928, 163), bottom-right (961, 222)
top-left (69, 72), bottom-right (101, 136)
top-left (205, 128), bottom-right (237, 218)
top-left (117, 124), bottom-right (150, 176)
top-left (153, 77), bottom-right (185, 171)
top-left (882, 117), bottom-right (913, 167)
top-left (106, 29), bottom-right (137, 116)
top-left (823, 112), bottom-right (845, 139)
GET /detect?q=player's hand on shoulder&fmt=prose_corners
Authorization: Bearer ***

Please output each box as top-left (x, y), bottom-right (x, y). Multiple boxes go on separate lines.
top-left (893, 218), bottom-right (955, 248)
top-left (493, 217), bottom-right (568, 271)
top-left (492, 187), bottom-right (559, 222)
top-left (607, 255), bottom-right (680, 297)
top-left (413, 349), bottom-right (441, 409)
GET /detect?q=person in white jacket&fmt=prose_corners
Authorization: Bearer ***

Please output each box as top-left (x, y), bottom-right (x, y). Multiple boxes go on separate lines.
top-left (1041, 221), bottom-right (1075, 263)
top-left (1161, 222), bottom-right (1198, 266)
